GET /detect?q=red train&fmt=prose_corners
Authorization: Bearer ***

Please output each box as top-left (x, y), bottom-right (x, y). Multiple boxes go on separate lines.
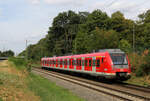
top-left (41, 49), bottom-right (131, 81)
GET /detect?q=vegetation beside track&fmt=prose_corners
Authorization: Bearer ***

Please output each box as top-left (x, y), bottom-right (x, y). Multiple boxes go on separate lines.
top-left (0, 58), bottom-right (85, 101)
top-left (125, 50), bottom-right (150, 87)
top-left (0, 59), bottom-right (39, 101)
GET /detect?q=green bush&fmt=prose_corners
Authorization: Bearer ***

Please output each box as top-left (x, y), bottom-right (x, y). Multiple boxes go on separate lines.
top-left (135, 67), bottom-right (145, 77)
top-left (135, 50), bottom-right (150, 77)
top-left (8, 57), bottom-right (27, 70)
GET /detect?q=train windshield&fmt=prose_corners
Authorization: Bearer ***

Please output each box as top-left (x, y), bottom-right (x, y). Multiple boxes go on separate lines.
top-left (110, 53), bottom-right (128, 65)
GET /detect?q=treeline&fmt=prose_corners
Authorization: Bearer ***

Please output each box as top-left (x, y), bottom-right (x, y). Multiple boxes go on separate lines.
top-left (19, 9), bottom-right (150, 61)
top-left (0, 50), bottom-right (14, 57)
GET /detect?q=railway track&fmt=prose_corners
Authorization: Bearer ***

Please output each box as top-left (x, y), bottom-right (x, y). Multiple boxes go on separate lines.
top-left (114, 82), bottom-right (150, 94)
top-left (32, 67), bottom-right (150, 101)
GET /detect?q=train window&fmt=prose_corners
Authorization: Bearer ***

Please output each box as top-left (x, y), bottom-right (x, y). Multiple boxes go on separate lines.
top-left (79, 59), bottom-right (81, 66)
top-left (60, 59), bottom-right (62, 65)
top-left (69, 59), bottom-right (71, 66)
top-left (59, 60), bottom-right (60, 65)
top-left (54, 60), bottom-right (56, 64)
top-left (102, 58), bottom-right (104, 63)
top-left (76, 59), bottom-right (78, 66)
top-left (57, 60), bottom-right (60, 65)
top-left (62, 60), bottom-right (64, 65)
top-left (63, 59), bottom-right (65, 65)
top-left (85, 59), bottom-right (88, 66)
top-left (72, 59), bottom-right (74, 66)
top-left (74, 60), bottom-right (76, 65)
top-left (82, 60), bottom-right (84, 66)
top-left (77, 59), bottom-right (80, 66)
top-left (57, 60), bottom-right (59, 65)
top-left (65, 59), bottom-right (68, 65)
top-left (72, 60), bottom-right (74, 66)
top-left (93, 60), bottom-right (96, 66)
top-left (96, 59), bottom-right (100, 67)
top-left (89, 59), bottom-right (92, 67)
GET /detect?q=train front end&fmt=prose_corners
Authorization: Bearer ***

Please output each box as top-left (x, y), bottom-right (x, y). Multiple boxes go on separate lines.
top-left (109, 50), bottom-right (131, 81)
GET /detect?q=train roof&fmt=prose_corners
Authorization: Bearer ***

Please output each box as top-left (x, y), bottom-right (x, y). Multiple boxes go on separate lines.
top-left (96, 49), bottom-right (124, 53)
top-left (42, 49), bottom-right (125, 60)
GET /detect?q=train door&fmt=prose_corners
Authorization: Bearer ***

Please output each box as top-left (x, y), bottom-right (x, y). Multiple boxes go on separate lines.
top-left (96, 57), bottom-right (101, 72)
top-left (69, 58), bottom-right (74, 69)
top-left (64, 59), bottom-right (67, 69)
top-left (60, 59), bottom-right (63, 68)
top-left (101, 57), bottom-right (105, 73)
top-left (46, 59), bottom-right (48, 66)
top-left (89, 58), bottom-right (92, 71)
top-left (48, 59), bottom-right (50, 67)
top-left (84, 58), bottom-right (88, 71)
top-left (85, 57), bottom-right (93, 71)
top-left (56, 59), bottom-right (58, 67)
top-left (76, 58), bottom-right (82, 70)
top-left (53, 60), bottom-right (54, 67)
top-left (50, 59), bottom-right (51, 67)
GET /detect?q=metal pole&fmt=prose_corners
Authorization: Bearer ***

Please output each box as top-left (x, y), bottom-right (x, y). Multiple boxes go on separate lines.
top-left (133, 24), bottom-right (135, 53)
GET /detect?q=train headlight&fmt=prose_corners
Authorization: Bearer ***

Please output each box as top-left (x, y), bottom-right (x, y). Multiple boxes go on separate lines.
top-left (104, 68), bottom-right (108, 71)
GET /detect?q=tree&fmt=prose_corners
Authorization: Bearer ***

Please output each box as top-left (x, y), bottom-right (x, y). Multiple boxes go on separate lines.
top-left (73, 28), bottom-right (119, 54)
top-left (48, 10), bottom-right (86, 55)
top-left (85, 9), bottom-right (110, 32)
top-left (0, 51), bottom-right (2, 56)
top-left (136, 10), bottom-right (150, 51)
top-left (1, 50), bottom-right (14, 57)
top-left (119, 39), bottom-right (132, 53)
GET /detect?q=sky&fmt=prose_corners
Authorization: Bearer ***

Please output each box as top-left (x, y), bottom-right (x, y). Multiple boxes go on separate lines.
top-left (0, 0), bottom-right (150, 55)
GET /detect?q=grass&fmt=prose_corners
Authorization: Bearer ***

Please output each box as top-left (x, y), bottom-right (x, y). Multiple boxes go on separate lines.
top-left (0, 98), bottom-right (3, 101)
top-left (27, 73), bottom-right (85, 101)
top-left (6, 57), bottom-right (85, 101)
top-left (0, 60), bottom-right (40, 101)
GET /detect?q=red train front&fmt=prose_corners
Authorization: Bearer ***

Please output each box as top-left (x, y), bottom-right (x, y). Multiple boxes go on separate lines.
top-left (41, 49), bottom-right (131, 81)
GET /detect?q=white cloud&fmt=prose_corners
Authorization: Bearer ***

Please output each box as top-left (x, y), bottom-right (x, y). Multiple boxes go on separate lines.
top-left (44, 0), bottom-right (86, 6)
top-left (28, 0), bottom-right (40, 4)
